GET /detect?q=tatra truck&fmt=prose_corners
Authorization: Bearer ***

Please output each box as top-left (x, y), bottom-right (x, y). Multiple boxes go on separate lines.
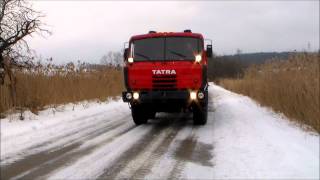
top-left (122, 30), bottom-right (212, 125)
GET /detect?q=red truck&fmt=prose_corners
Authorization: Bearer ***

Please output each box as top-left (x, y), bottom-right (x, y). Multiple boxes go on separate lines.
top-left (122, 30), bottom-right (212, 125)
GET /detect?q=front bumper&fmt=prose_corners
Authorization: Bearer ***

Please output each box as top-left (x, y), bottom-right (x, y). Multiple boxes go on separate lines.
top-left (122, 90), bottom-right (205, 103)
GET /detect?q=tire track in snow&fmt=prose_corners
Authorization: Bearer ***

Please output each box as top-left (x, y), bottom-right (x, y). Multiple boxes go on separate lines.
top-left (45, 122), bottom-right (156, 179)
top-left (11, 122), bottom-right (136, 180)
top-left (143, 115), bottom-right (214, 179)
top-left (1, 111), bottom-right (128, 164)
top-left (168, 133), bottom-right (214, 179)
top-left (130, 114), bottom-right (191, 179)
top-left (168, 129), bottom-right (196, 179)
top-left (1, 114), bottom-right (131, 180)
top-left (98, 113), bottom-right (190, 179)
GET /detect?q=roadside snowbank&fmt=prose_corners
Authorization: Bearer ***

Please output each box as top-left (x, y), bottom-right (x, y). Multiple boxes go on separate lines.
top-left (1, 98), bottom-right (120, 139)
top-left (209, 84), bottom-right (319, 179)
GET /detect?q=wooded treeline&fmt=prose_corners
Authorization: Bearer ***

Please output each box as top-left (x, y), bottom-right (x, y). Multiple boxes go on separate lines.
top-left (207, 52), bottom-right (294, 81)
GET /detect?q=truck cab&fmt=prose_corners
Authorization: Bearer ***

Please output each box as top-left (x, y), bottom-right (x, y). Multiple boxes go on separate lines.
top-left (122, 30), bottom-right (212, 125)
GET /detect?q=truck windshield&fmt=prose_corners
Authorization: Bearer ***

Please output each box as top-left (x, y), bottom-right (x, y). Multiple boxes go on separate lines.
top-left (131, 37), bottom-right (202, 61)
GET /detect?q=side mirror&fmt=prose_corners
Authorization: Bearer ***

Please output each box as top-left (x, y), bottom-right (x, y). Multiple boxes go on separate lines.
top-left (123, 48), bottom-right (128, 60)
top-left (206, 45), bottom-right (213, 58)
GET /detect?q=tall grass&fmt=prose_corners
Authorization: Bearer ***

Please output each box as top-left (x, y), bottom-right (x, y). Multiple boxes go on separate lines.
top-left (220, 53), bottom-right (320, 132)
top-left (0, 63), bottom-right (123, 116)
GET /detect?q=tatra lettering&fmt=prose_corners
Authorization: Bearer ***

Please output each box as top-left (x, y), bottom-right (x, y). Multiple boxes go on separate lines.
top-left (152, 69), bottom-right (176, 75)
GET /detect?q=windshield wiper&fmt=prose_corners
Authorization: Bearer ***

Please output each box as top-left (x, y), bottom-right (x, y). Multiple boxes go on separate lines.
top-left (135, 52), bottom-right (151, 60)
top-left (168, 50), bottom-right (187, 59)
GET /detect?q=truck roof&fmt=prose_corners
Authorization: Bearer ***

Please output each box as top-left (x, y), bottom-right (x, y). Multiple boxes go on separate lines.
top-left (130, 32), bottom-right (204, 41)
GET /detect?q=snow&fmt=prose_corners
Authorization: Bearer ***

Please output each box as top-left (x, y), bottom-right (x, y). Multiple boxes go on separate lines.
top-left (1, 98), bottom-right (128, 165)
top-left (46, 125), bottom-right (154, 179)
top-left (209, 84), bottom-right (319, 179)
top-left (1, 83), bottom-right (319, 179)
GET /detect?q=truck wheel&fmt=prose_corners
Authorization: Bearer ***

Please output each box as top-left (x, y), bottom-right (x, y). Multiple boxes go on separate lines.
top-left (193, 92), bottom-right (208, 125)
top-left (148, 111), bottom-right (156, 119)
top-left (131, 105), bottom-right (148, 125)
top-left (193, 104), bottom-right (207, 125)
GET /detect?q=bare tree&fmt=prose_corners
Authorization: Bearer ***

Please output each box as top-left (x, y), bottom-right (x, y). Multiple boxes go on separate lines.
top-left (0, 0), bottom-right (49, 106)
top-left (100, 51), bottom-right (122, 68)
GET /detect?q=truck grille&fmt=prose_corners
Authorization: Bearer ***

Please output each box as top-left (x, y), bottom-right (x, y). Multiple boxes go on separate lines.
top-left (152, 75), bottom-right (177, 90)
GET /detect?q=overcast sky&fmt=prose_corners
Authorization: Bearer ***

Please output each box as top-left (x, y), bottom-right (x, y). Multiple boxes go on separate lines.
top-left (27, 1), bottom-right (319, 64)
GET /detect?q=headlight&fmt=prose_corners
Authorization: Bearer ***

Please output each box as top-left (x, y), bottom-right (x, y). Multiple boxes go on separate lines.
top-left (190, 91), bottom-right (197, 100)
top-left (128, 57), bottom-right (134, 63)
top-left (195, 54), bottom-right (202, 63)
top-left (133, 92), bottom-right (139, 100)
top-left (126, 92), bottom-right (132, 100)
top-left (197, 92), bottom-right (204, 99)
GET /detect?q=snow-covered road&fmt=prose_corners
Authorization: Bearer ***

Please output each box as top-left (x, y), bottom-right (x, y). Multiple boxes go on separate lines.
top-left (1, 84), bottom-right (319, 179)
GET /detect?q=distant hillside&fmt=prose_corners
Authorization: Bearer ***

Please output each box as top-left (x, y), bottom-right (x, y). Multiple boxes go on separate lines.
top-left (215, 52), bottom-right (293, 65)
top-left (208, 51), bottom-right (297, 80)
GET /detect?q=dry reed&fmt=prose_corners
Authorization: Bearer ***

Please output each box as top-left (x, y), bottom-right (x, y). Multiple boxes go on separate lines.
top-left (220, 53), bottom-right (320, 132)
top-left (0, 63), bottom-right (123, 116)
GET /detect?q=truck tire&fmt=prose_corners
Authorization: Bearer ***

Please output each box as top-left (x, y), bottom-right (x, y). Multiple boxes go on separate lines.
top-left (193, 91), bottom-right (208, 125)
top-left (131, 104), bottom-right (148, 125)
top-left (193, 104), bottom-right (207, 125)
top-left (148, 111), bottom-right (156, 119)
